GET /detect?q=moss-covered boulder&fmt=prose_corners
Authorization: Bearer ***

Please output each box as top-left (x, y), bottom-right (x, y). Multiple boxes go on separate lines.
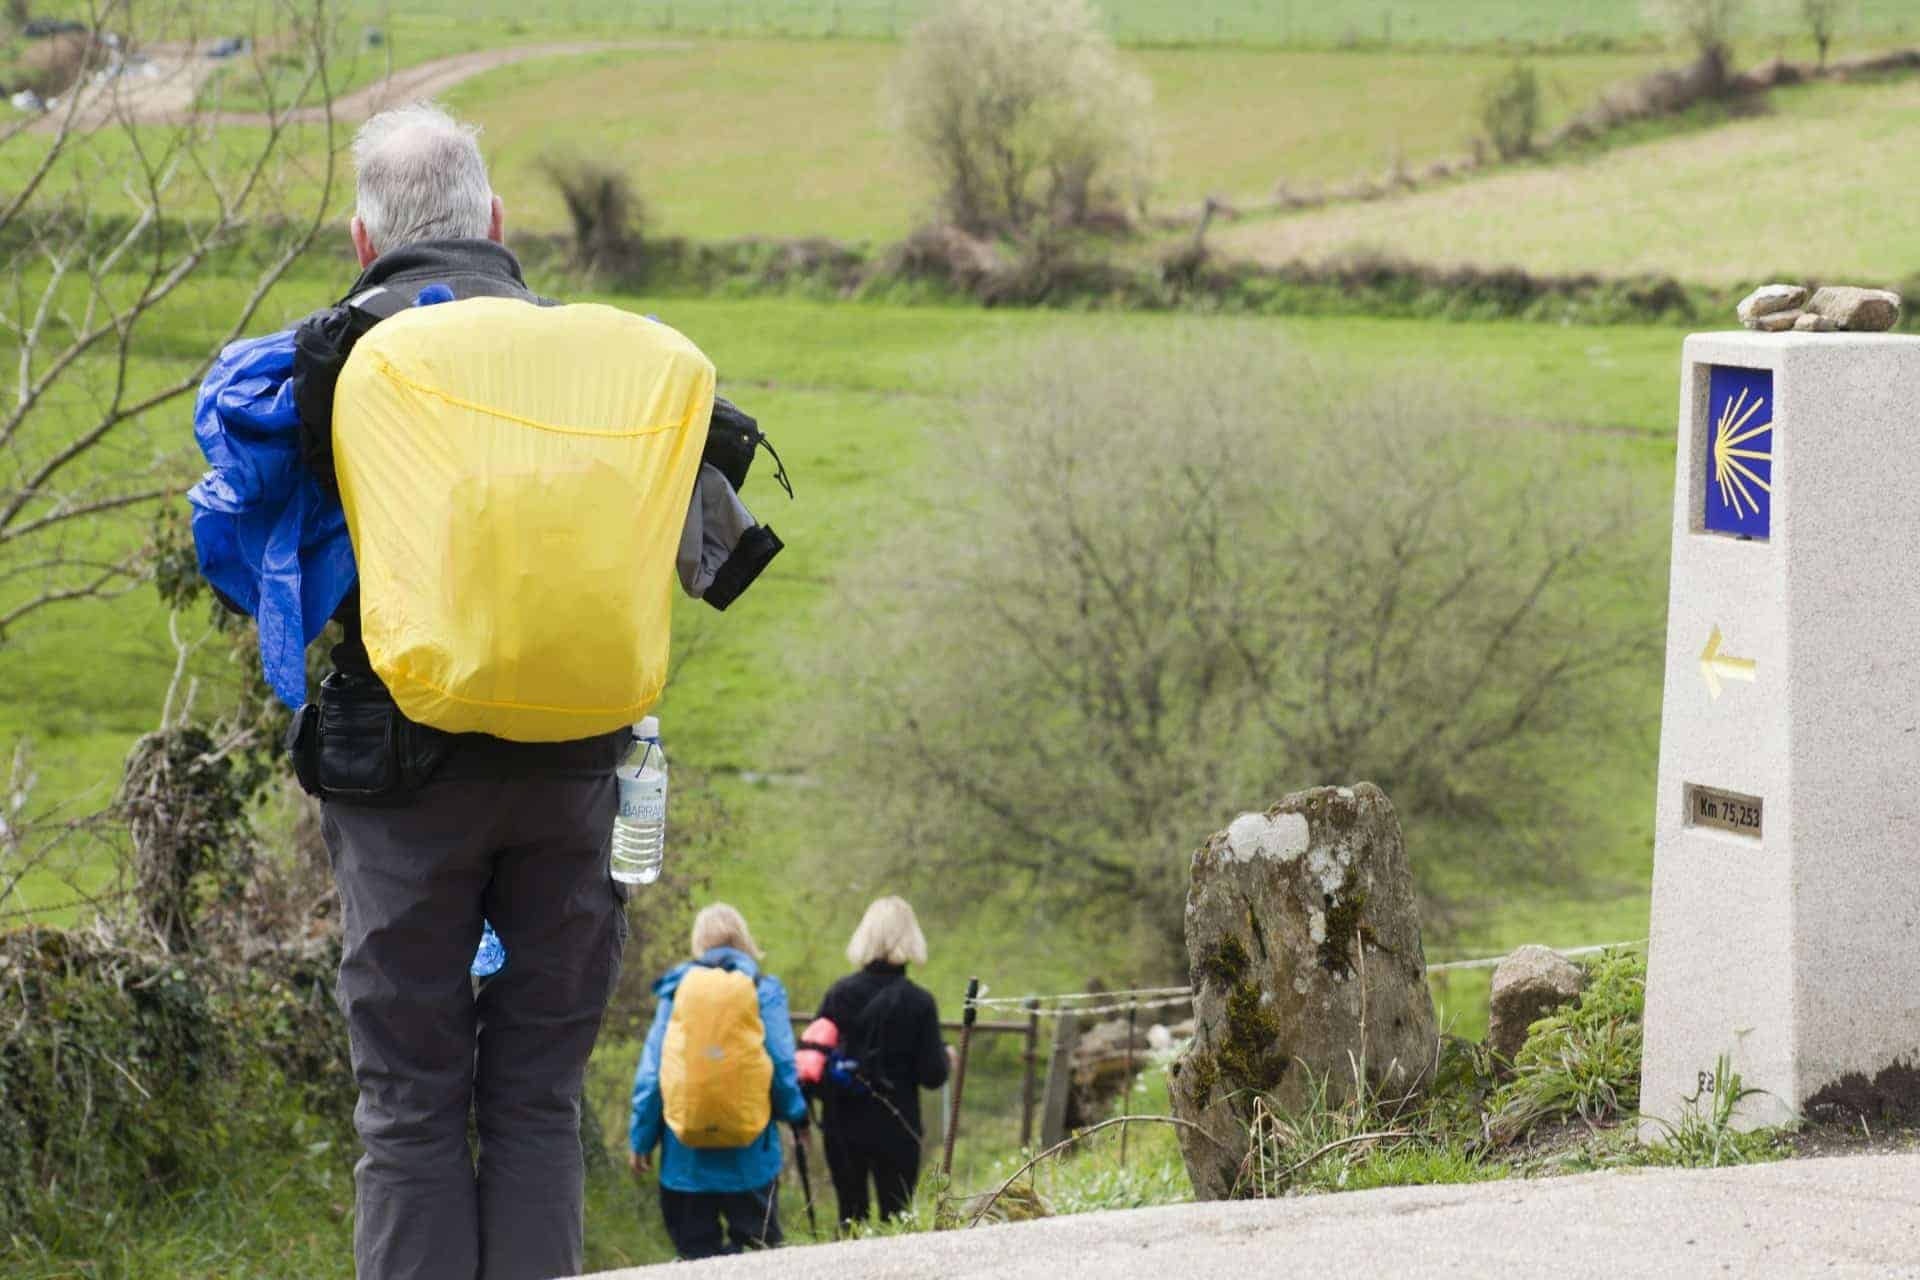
top-left (1167, 783), bottom-right (1437, 1199)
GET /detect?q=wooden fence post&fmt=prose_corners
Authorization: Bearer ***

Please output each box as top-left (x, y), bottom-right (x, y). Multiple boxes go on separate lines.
top-left (1120, 998), bottom-right (1137, 1166)
top-left (940, 976), bottom-right (979, 1179)
top-left (1038, 1008), bottom-right (1081, 1149)
top-left (1019, 996), bottom-right (1041, 1150)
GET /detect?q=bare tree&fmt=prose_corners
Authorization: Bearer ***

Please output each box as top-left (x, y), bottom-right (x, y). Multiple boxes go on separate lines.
top-left (0, 0), bottom-right (344, 641)
top-left (813, 332), bottom-right (1665, 966)
top-left (1797, 0), bottom-right (1847, 67)
top-left (1644, 0), bottom-right (1745, 86)
top-left (888, 0), bottom-right (1152, 237)
top-left (539, 154), bottom-right (646, 275)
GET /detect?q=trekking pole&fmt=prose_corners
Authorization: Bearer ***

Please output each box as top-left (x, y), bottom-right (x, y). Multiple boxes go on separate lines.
top-left (940, 976), bottom-right (979, 1180)
top-left (791, 1121), bottom-right (818, 1237)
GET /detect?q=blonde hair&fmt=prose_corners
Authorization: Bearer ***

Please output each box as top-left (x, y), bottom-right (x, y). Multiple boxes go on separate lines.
top-left (846, 896), bottom-right (928, 968)
top-left (690, 902), bottom-right (762, 960)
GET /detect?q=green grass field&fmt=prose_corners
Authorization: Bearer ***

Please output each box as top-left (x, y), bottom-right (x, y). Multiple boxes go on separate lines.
top-left (451, 41), bottom-right (1666, 241)
top-left (1216, 74), bottom-right (1920, 285)
top-left (352, 0), bottom-right (1920, 50)
top-left (15, 25), bottom-right (1916, 263)
top-left (0, 36), bottom-right (1664, 242)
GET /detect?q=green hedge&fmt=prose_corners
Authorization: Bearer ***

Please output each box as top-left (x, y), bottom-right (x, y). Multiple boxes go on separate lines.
top-left (0, 927), bottom-right (352, 1247)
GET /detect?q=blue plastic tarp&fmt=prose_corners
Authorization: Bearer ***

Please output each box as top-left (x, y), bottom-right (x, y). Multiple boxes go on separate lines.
top-left (187, 330), bottom-right (356, 709)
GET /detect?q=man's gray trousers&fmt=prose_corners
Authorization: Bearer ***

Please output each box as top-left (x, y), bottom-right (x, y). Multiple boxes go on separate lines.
top-left (323, 768), bottom-right (625, 1280)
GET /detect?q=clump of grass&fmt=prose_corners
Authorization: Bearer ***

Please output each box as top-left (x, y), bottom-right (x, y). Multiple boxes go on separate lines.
top-left (1642, 1055), bottom-right (1789, 1169)
top-left (838, 1065), bottom-right (1196, 1239)
top-left (1486, 948), bottom-right (1646, 1144)
top-left (1237, 1046), bottom-right (1508, 1197)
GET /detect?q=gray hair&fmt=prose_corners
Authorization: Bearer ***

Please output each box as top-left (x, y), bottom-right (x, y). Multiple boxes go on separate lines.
top-left (352, 102), bottom-right (494, 253)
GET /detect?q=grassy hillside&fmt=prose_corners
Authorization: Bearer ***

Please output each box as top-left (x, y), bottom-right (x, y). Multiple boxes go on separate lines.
top-left (1215, 76), bottom-right (1920, 285)
top-left (362, 0), bottom-right (1920, 49)
top-left (0, 37), bottom-right (1661, 241)
top-left (450, 41), bottom-right (1662, 241)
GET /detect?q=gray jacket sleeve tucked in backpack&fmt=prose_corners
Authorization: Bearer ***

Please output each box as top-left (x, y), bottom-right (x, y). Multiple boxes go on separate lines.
top-left (677, 464), bottom-right (784, 610)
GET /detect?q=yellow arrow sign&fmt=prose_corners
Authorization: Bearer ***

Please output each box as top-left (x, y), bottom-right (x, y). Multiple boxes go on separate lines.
top-left (1700, 624), bottom-right (1757, 700)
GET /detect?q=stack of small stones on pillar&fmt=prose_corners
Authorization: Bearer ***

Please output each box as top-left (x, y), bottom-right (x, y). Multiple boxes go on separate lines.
top-left (1736, 283), bottom-right (1902, 333)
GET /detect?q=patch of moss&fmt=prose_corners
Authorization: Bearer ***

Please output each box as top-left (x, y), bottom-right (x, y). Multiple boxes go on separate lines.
top-left (1174, 1047), bottom-right (1220, 1102)
top-left (1317, 869), bottom-right (1381, 978)
top-left (1196, 934), bottom-right (1251, 991)
top-left (1216, 983), bottom-right (1288, 1094)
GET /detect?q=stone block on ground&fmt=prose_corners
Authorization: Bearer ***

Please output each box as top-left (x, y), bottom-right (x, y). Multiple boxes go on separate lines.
top-left (1805, 285), bottom-right (1901, 332)
top-left (1070, 1016), bottom-right (1157, 1119)
top-left (1486, 944), bottom-right (1586, 1065)
top-left (1167, 783), bottom-right (1437, 1200)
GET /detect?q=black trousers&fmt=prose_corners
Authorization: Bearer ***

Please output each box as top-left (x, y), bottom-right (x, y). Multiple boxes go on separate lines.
top-left (659, 1183), bottom-right (783, 1259)
top-left (823, 1126), bottom-right (923, 1226)
top-left (323, 770), bottom-right (624, 1280)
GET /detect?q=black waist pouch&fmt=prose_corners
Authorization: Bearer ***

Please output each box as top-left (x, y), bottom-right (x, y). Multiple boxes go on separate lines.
top-left (286, 671), bottom-right (455, 804)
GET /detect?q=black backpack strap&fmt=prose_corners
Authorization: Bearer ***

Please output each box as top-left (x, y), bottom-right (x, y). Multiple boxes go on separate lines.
top-left (290, 285), bottom-right (432, 494)
top-left (705, 396), bottom-right (794, 499)
top-left (848, 978), bottom-right (908, 1042)
top-left (344, 286), bottom-right (407, 322)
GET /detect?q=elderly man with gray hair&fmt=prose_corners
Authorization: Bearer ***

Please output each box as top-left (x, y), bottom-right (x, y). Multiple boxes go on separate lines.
top-left (295, 102), bottom-right (635, 1280)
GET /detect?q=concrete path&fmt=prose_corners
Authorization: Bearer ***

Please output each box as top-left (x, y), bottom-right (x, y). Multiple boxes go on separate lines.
top-left (586, 1154), bottom-right (1920, 1278)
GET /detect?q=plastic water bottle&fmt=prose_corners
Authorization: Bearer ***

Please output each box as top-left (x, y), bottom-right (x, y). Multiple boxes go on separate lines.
top-left (612, 716), bottom-right (666, 885)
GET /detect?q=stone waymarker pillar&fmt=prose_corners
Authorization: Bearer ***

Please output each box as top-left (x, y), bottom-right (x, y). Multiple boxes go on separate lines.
top-left (1641, 332), bottom-right (1920, 1133)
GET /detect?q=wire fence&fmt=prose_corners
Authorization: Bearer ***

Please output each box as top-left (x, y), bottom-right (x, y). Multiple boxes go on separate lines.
top-left (901, 935), bottom-right (1651, 1168)
top-left (965, 938), bottom-right (1649, 1020)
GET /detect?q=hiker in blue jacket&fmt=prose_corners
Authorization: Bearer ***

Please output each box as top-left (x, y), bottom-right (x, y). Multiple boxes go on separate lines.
top-left (629, 904), bottom-right (809, 1259)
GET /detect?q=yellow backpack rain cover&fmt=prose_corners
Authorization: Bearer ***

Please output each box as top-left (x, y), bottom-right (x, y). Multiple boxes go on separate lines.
top-left (333, 298), bottom-right (715, 742)
top-left (661, 966), bottom-right (773, 1149)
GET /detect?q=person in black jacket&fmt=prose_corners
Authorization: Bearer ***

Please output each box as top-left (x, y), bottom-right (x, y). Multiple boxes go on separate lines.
top-left (813, 897), bottom-right (951, 1227)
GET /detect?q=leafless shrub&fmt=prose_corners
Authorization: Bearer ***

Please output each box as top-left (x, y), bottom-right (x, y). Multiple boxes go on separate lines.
top-left (1478, 63), bottom-right (1542, 161)
top-left (888, 0), bottom-right (1152, 237)
top-left (812, 331), bottom-right (1664, 966)
top-left (1794, 0), bottom-right (1849, 68)
top-left (539, 153), bottom-right (646, 274)
top-left (1644, 0), bottom-right (1744, 88)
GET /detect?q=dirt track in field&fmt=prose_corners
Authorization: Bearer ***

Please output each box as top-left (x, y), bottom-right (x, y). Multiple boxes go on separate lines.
top-left (41, 41), bottom-right (674, 132)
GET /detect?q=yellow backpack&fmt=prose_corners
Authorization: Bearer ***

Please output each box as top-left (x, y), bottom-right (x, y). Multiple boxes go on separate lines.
top-left (332, 297), bottom-right (715, 742)
top-left (661, 966), bottom-right (773, 1149)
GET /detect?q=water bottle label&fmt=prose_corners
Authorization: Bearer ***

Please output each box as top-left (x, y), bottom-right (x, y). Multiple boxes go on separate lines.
top-left (620, 792), bottom-right (666, 823)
